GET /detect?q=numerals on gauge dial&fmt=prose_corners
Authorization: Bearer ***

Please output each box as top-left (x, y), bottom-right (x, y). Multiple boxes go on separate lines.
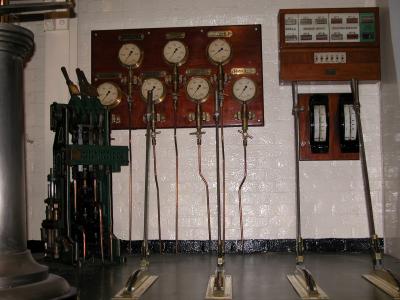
top-left (163, 40), bottom-right (188, 65)
top-left (313, 105), bottom-right (328, 142)
top-left (140, 78), bottom-right (166, 103)
top-left (186, 77), bottom-right (210, 103)
top-left (207, 38), bottom-right (232, 65)
top-left (343, 104), bottom-right (357, 141)
top-left (118, 43), bottom-right (143, 68)
top-left (97, 82), bottom-right (122, 109)
top-left (232, 77), bottom-right (256, 102)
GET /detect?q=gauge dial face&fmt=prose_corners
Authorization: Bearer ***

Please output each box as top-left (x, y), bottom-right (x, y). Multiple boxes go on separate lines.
top-left (163, 40), bottom-right (188, 65)
top-left (232, 77), bottom-right (256, 102)
top-left (343, 104), bottom-right (357, 141)
top-left (186, 77), bottom-right (210, 103)
top-left (118, 43), bottom-right (143, 68)
top-left (313, 105), bottom-right (327, 142)
top-left (207, 38), bottom-right (232, 65)
top-left (97, 82), bottom-right (122, 109)
top-left (141, 78), bottom-right (166, 104)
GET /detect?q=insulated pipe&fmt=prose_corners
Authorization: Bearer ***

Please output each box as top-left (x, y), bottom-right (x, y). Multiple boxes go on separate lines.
top-left (0, 23), bottom-right (75, 299)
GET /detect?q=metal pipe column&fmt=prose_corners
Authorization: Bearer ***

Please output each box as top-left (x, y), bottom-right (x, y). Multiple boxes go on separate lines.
top-left (0, 23), bottom-right (75, 300)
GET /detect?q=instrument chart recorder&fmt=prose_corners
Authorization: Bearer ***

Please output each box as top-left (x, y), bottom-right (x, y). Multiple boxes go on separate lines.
top-left (279, 7), bottom-right (399, 300)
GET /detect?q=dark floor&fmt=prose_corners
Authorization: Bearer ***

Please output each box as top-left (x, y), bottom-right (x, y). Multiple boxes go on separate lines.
top-left (41, 253), bottom-right (400, 300)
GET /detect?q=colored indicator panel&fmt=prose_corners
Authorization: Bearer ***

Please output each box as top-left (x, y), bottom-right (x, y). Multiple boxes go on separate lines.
top-left (360, 12), bottom-right (376, 42)
top-left (299, 13), bottom-right (329, 43)
top-left (329, 13), bottom-right (360, 42)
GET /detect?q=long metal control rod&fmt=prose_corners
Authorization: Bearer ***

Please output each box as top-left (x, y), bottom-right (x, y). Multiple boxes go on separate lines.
top-left (350, 79), bottom-right (375, 237)
top-left (151, 100), bottom-right (162, 254)
top-left (291, 81), bottom-right (304, 264)
top-left (127, 67), bottom-right (133, 255)
top-left (352, 80), bottom-right (400, 300)
top-left (214, 63), bottom-right (225, 291)
top-left (172, 64), bottom-right (180, 254)
top-left (338, 80), bottom-right (400, 299)
top-left (113, 90), bottom-right (158, 299)
top-left (287, 81), bottom-right (328, 299)
top-left (350, 79), bottom-right (382, 268)
top-left (141, 90), bottom-right (153, 266)
top-left (221, 110), bottom-right (226, 250)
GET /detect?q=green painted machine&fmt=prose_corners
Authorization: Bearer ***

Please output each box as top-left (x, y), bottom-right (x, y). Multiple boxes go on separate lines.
top-left (41, 67), bottom-right (128, 265)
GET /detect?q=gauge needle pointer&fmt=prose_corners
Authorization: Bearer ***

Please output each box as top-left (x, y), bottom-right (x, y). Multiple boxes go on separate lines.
top-left (169, 48), bottom-right (178, 59)
top-left (213, 47), bottom-right (224, 57)
top-left (126, 50), bottom-right (133, 60)
top-left (101, 90), bottom-right (111, 101)
top-left (239, 85), bottom-right (248, 97)
top-left (193, 84), bottom-right (202, 96)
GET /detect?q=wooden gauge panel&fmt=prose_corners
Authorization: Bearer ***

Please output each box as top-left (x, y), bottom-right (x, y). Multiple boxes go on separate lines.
top-left (278, 7), bottom-right (380, 82)
top-left (91, 25), bottom-right (264, 130)
top-left (298, 93), bottom-right (359, 161)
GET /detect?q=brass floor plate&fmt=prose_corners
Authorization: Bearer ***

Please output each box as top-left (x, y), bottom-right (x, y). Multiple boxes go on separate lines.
top-left (363, 274), bottom-right (400, 299)
top-left (287, 274), bottom-right (329, 300)
top-left (112, 275), bottom-right (158, 299)
top-left (205, 275), bottom-right (232, 300)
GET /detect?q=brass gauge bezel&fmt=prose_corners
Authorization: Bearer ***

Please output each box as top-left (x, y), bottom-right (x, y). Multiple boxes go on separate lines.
top-left (140, 77), bottom-right (166, 104)
top-left (185, 76), bottom-right (211, 103)
top-left (96, 81), bottom-right (123, 109)
top-left (163, 40), bottom-right (189, 66)
top-left (232, 76), bottom-right (257, 103)
top-left (118, 43), bottom-right (143, 68)
top-left (206, 38), bottom-right (232, 65)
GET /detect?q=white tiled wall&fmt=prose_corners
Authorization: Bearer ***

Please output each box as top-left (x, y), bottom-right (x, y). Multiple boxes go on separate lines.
top-left (22, 21), bottom-right (47, 240)
top-left (379, 0), bottom-right (400, 258)
top-left (23, 0), bottom-right (383, 241)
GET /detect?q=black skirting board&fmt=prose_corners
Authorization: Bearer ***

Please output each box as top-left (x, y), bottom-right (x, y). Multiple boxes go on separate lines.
top-left (28, 238), bottom-right (384, 255)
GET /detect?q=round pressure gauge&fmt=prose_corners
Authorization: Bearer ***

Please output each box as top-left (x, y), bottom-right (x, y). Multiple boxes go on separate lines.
top-left (118, 43), bottom-right (143, 68)
top-left (232, 77), bottom-right (256, 102)
top-left (97, 81), bottom-right (122, 109)
top-left (186, 77), bottom-right (211, 103)
top-left (140, 78), bottom-right (166, 104)
top-left (207, 38), bottom-right (232, 65)
top-left (163, 40), bottom-right (188, 66)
